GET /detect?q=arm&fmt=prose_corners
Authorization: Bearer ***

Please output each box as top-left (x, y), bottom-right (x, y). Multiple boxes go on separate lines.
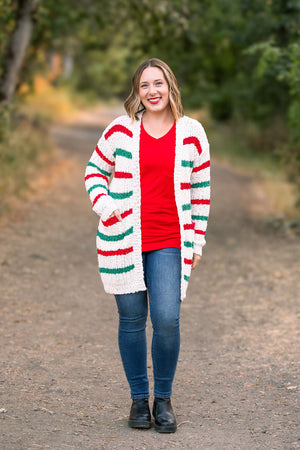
top-left (190, 124), bottom-right (211, 260)
top-left (84, 130), bottom-right (118, 221)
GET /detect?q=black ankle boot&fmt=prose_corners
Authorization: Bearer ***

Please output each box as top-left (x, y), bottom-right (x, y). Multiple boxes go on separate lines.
top-left (153, 397), bottom-right (177, 433)
top-left (128, 398), bottom-right (151, 429)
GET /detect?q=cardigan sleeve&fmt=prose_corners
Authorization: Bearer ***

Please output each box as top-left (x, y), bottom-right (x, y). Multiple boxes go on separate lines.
top-left (84, 127), bottom-right (118, 221)
top-left (190, 122), bottom-right (211, 256)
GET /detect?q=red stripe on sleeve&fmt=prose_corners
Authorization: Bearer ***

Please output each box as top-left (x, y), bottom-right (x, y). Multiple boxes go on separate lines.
top-left (95, 145), bottom-right (115, 166)
top-left (85, 173), bottom-right (108, 182)
top-left (92, 193), bottom-right (105, 207)
top-left (192, 160), bottom-right (210, 173)
top-left (184, 258), bottom-right (193, 265)
top-left (104, 124), bottom-right (133, 140)
top-left (183, 136), bottom-right (202, 155)
top-left (195, 229), bottom-right (206, 235)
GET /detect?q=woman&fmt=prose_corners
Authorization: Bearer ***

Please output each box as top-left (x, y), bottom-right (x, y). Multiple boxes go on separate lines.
top-left (85, 58), bottom-right (210, 433)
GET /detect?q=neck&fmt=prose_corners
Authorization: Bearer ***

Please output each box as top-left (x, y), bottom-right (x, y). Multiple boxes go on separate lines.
top-left (142, 107), bottom-right (174, 125)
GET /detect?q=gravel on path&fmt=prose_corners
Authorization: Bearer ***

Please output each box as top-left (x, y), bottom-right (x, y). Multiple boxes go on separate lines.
top-left (0, 110), bottom-right (299, 449)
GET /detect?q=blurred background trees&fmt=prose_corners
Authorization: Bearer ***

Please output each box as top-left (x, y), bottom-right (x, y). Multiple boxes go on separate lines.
top-left (1, 0), bottom-right (300, 207)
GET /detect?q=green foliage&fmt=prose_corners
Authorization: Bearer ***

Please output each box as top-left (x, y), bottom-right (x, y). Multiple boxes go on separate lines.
top-left (1, 0), bottom-right (300, 206)
top-left (244, 3), bottom-right (300, 191)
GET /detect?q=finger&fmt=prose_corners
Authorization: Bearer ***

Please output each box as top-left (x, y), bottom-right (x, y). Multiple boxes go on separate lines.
top-left (115, 210), bottom-right (122, 221)
top-left (192, 254), bottom-right (201, 270)
top-left (108, 210), bottom-right (122, 221)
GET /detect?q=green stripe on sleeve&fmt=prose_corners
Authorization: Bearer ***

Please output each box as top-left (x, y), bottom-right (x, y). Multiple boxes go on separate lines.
top-left (184, 275), bottom-right (190, 282)
top-left (87, 183), bottom-right (108, 194)
top-left (87, 162), bottom-right (111, 177)
top-left (182, 204), bottom-right (191, 211)
top-left (191, 215), bottom-right (208, 221)
top-left (183, 241), bottom-right (194, 248)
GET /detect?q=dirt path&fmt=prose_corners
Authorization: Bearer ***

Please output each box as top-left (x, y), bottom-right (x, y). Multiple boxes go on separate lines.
top-left (1, 108), bottom-right (299, 449)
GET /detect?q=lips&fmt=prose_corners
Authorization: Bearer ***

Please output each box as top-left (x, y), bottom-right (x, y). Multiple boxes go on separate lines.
top-left (148, 97), bottom-right (161, 104)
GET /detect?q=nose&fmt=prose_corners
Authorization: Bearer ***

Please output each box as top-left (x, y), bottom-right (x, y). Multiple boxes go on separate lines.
top-left (149, 83), bottom-right (157, 95)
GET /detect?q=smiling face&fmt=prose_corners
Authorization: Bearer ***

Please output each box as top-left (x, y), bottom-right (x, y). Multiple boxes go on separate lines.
top-left (138, 66), bottom-right (170, 115)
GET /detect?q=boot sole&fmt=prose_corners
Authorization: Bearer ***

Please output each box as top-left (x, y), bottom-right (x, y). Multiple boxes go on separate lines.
top-left (128, 420), bottom-right (151, 429)
top-left (154, 423), bottom-right (177, 433)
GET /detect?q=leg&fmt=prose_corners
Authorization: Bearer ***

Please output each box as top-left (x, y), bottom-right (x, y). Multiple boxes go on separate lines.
top-left (145, 247), bottom-right (181, 399)
top-left (115, 289), bottom-right (149, 399)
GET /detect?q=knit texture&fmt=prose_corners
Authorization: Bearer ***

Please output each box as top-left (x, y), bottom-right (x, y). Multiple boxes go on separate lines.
top-left (85, 114), bottom-right (210, 300)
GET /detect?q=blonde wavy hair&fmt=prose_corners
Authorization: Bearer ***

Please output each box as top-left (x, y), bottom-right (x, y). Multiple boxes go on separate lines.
top-left (124, 58), bottom-right (184, 121)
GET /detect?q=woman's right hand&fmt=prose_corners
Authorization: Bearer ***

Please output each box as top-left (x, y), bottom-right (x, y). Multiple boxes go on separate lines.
top-left (110, 209), bottom-right (122, 221)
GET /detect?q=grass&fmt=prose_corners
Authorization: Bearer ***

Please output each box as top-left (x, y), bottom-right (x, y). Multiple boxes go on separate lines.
top-left (0, 76), bottom-right (98, 220)
top-left (0, 119), bottom-right (56, 217)
top-left (218, 124), bottom-right (297, 218)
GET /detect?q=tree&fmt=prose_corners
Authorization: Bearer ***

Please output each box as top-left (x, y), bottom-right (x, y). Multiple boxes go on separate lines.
top-left (0, 0), bottom-right (37, 106)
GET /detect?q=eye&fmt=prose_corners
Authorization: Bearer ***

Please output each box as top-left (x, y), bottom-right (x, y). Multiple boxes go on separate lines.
top-left (140, 84), bottom-right (148, 88)
top-left (156, 82), bottom-right (163, 86)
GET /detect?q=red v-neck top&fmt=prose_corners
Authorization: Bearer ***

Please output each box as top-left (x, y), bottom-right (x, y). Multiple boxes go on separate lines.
top-left (140, 120), bottom-right (181, 252)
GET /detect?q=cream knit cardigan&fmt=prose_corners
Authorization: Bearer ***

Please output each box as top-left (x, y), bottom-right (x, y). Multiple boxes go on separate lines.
top-left (85, 113), bottom-right (210, 300)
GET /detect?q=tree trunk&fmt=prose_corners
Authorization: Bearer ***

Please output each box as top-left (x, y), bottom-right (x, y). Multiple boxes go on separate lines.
top-left (0, 0), bottom-right (37, 105)
top-left (63, 52), bottom-right (74, 79)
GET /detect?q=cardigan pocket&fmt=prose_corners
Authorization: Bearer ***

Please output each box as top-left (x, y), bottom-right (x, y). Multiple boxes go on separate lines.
top-left (96, 209), bottom-right (135, 274)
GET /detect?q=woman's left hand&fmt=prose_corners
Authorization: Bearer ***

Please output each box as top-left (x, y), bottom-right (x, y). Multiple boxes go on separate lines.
top-left (192, 253), bottom-right (201, 270)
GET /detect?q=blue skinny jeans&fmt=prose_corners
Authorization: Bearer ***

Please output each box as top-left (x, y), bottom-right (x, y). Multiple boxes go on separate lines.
top-left (115, 247), bottom-right (181, 399)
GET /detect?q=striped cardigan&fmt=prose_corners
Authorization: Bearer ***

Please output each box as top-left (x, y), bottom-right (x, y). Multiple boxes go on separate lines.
top-left (85, 114), bottom-right (210, 300)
